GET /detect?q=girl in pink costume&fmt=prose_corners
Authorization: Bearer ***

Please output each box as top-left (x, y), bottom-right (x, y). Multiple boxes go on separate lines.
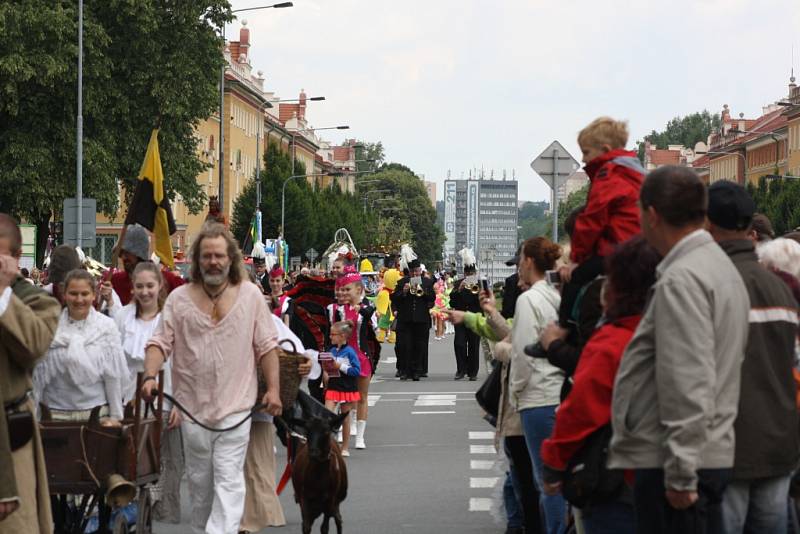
top-left (328, 265), bottom-right (378, 449)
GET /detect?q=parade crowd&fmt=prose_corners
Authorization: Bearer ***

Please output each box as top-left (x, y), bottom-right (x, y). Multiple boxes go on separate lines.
top-left (1, 115), bottom-right (800, 534)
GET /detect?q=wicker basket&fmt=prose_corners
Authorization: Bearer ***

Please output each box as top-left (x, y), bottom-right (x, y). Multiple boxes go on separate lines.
top-left (258, 338), bottom-right (304, 411)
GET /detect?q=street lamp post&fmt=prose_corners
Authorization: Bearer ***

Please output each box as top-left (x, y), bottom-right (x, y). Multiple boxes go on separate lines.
top-left (362, 189), bottom-right (391, 213)
top-left (291, 125), bottom-right (349, 175)
top-left (219, 2), bottom-right (293, 212)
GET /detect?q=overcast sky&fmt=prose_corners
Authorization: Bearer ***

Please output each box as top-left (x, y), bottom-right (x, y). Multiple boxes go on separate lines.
top-left (230, 0), bottom-right (800, 204)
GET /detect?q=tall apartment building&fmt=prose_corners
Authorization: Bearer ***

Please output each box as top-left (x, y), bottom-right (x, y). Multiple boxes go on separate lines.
top-left (444, 177), bottom-right (518, 284)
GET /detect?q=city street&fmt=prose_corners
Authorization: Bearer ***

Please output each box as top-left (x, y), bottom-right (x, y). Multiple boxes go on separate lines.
top-left (154, 335), bottom-right (506, 534)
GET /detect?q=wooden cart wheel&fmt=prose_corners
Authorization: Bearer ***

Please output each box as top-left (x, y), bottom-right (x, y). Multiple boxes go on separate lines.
top-left (111, 513), bottom-right (129, 534)
top-left (135, 491), bottom-right (152, 534)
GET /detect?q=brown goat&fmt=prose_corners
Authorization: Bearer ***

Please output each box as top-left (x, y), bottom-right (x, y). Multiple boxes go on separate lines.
top-left (292, 412), bottom-right (349, 534)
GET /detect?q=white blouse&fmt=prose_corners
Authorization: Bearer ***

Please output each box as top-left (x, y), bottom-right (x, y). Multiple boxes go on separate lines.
top-left (35, 308), bottom-right (129, 420)
top-left (114, 303), bottom-right (169, 404)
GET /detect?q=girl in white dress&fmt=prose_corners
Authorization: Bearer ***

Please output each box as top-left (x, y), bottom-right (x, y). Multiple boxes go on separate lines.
top-left (114, 261), bottom-right (183, 523)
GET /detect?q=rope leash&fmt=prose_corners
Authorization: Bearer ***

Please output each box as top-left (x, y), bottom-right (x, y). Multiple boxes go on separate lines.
top-left (149, 390), bottom-right (286, 433)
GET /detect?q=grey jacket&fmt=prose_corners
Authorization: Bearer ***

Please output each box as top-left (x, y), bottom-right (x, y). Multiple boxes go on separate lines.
top-left (608, 230), bottom-right (750, 491)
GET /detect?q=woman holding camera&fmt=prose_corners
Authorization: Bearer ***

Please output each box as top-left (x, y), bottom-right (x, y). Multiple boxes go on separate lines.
top-left (508, 236), bottom-right (564, 534)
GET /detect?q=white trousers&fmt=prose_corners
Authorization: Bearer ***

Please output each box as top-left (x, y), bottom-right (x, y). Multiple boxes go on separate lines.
top-left (182, 411), bottom-right (252, 534)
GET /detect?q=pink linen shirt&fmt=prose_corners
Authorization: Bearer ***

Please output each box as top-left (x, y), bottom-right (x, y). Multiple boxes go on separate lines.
top-left (146, 281), bottom-right (278, 424)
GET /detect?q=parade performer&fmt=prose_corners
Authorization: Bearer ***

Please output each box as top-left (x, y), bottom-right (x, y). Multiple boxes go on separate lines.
top-left (113, 261), bottom-right (183, 523)
top-left (431, 275), bottom-right (448, 340)
top-left (285, 274), bottom-right (336, 405)
top-left (323, 320), bottom-right (361, 457)
top-left (327, 266), bottom-right (379, 449)
top-left (391, 245), bottom-right (435, 381)
top-left (451, 248), bottom-right (481, 380)
top-left (268, 264), bottom-right (291, 324)
top-left (251, 241), bottom-right (268, 294)
top-left (0, 214), bottom-right (60, 534)
top-left (110, 224), bottom-right (184, 305)
top-left (34, 269), bottom-right (129, 425)
top-left (141, 223), bottom-right (282, 534)
top-left (375, 267), bottom-right (400, 344)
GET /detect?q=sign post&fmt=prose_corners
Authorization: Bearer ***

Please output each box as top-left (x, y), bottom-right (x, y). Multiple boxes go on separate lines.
top-left (63, 197), bottom-right (96, 249)
top-left (530, 141), bottom-right (579, 242)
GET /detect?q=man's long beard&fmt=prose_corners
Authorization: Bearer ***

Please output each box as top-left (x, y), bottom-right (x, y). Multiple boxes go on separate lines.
top-left (201, 264), bottom-right (230, 287)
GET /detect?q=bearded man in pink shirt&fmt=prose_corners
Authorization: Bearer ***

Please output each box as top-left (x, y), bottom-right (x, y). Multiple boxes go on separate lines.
top-left (141, 223), bottom-right (281, 534)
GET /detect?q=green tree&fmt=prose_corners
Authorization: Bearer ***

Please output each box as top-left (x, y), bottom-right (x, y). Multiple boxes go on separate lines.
top-left (231, 142), bottom-right (370, 259)
top-left (353, 140), bottom-right (385, 173)
top-left (747, 177), bottom-right (800, 235)
top-left (359, 167), bottom-right (443, 265)
top-left (518, 200), bottom-right (550, 241)
top-left (636, 110), bottom-right (721, 161)
top-left (0, 0), bottom-right (231, 262)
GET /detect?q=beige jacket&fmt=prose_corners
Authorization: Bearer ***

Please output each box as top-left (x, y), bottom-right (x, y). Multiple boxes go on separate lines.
top-left (508, 281), bottom-right (562, 411)
top-left (0, 275), bottom-right (60, 533)
top-left (608, 230), bottom-right (750, 491)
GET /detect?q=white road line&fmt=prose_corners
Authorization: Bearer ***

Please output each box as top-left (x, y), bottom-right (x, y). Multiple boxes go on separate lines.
top-left (468, 431), bottom-right (495, 440)
top-left (374, 391), bottom-right (475, 399)
top-left (470, 444), bottom-right (497, 454)
top-left (382, 357), bottom-right (397, 364)
top-left (469, 497), bottom-right (492, 512)
top-left (417, 394), bottom-right (457, 400)
top-left (411, 411), bottom-right (456, 415)
top-left (470, 460), bottom-right (495, 470)
top-left (367, 395), bottom-right (381, 407)
top-left (470, 477), bottom-right (500, 489)
top-left (414, 399), bottom-right (456, 407)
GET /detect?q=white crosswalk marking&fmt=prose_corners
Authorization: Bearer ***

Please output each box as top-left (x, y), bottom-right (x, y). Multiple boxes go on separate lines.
top-left (470, 477), bottom-right (499, 489)
top-left (470, 444), bottom-right (496, 454)
top-left (469, 498), bottom-right (492, 512)
top-left (414, 399), bottom-right (456, 406)
top-left (414, 394), bottom-right (457, 407)
top-left (368, 395), bottom-right (381, 407)
top-left (468, 431), bottom-right (494, 440)
top-left (470, 460), bottom-right (495, 470)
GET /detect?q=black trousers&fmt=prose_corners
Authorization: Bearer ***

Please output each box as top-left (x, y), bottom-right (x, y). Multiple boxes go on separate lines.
top-left (454, 324), bottom-right (480, 377)
top-left (395, 322), bottom-right (408, 373)
top-left (397, 322), bottom-right (429, 378)
top-left (633, 468), bottom-right (732, 534)
top-left (505, 435), bottom-right (543, 534)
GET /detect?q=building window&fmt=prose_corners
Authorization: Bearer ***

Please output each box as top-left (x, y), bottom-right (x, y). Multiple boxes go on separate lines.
top-left (84, 234), bottom-right (119, 266)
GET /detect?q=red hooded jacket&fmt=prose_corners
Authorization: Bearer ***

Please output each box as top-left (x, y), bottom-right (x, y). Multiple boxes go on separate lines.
top-left (540, 315), bottom-right (641, 471)
top-left (570, 149), bottom-right (644, 264)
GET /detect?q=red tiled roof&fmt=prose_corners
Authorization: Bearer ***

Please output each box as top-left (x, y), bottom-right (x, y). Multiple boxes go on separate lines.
top-left (279, 103), bottom-right (299, 124)
top-left (691, 155), bottom-right (710, 168)
top-left (649, 149), bottom-right (681, 166)
top-left (724, 109), bottom-right (786, 148)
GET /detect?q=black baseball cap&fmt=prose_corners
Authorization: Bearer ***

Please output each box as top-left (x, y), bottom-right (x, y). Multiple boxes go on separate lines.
top-left (505, 244), bottom-right (522, 266)
top-left (707, 181), bottom-right (755, 231)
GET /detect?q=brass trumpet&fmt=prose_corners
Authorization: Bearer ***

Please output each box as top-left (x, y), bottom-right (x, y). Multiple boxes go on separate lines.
top-left (410, 284), bottom-right (425, 297)
top-left (467, 283), bottom-right (481, 295)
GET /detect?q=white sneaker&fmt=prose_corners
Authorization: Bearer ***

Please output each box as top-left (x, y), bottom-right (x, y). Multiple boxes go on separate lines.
top-left (341, 449), bottom-right (350, 457)
top-left (355, 436), bottom-right (366, 449)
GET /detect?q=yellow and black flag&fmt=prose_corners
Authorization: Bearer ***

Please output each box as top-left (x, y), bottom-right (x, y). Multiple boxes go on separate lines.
top-left (124, 129), bottom-right (176, 268)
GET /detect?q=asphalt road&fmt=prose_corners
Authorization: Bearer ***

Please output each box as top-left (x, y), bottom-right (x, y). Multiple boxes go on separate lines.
top-left (154, 332), bottom-right (507, 533)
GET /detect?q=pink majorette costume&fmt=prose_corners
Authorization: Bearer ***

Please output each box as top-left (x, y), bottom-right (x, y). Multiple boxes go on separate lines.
top-left (328, 269), bottom-right (377, 378)
top-left (269, 265), bottom-right (291, 318)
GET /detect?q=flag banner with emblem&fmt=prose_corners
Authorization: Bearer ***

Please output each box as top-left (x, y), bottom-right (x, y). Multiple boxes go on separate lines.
top-left (124, 129), bottom-right (176, 268)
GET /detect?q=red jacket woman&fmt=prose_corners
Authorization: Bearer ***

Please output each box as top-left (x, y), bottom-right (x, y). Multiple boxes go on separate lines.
top-left (540, 315), bottom-right (640, 470)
